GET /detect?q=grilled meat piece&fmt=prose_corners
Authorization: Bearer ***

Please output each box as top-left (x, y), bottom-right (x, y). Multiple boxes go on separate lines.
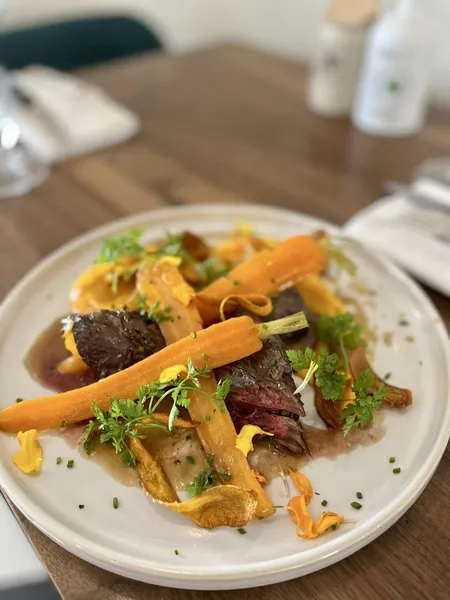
top-left (70, 310), bottom-right (165, 379)
top-left (230, 408), bottom-right (308, 454)
top-left (215, 336), bottom-right (307, 454)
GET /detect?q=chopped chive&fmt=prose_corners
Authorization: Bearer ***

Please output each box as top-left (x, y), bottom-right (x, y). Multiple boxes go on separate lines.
top-left (185, 434), bottom-right (192, 441)
top-left (331, 524), bottom-right (338, 531)
top-left (351, 501), bottom-right (362, 510)
top-left (186, 456), bottom-right (195, 464)
top-left (237, 527), bottom-right (247, 535)
top-left (174, 459), bottom-right (181, 465)
top-left (174, 549), bottom-right (179, 556)
top-left (321, 500), bottom-right (328, 507)
top-left (213, 409), bottom-right (217, 414)
top-left (273, 505), bottom-right (284, 509)
top-left (164, 305), bottom-right (172, 313)
top-left (314, 492), bottom-right (320, 496)
top-left (67, 459), bottom-right (74, 468)
top-left (78, 504), bottom-right (85, 509)
top-left (190, 331), bottom-right (197, 339)
top-left (206, 453), bottom-right (214, 465)
top-left (204, 415), bottom-right (211, 422)
top-left (113, 497), bottom-right (119, 509)
top-left (138, 345), bottom-right (145, 353)
top-left (356, 492), bottom-right (363, 500)
top-left (398, 319), bottom-right (409, 326)
top-left (56, 457), bottom-right (62, 465)
top-left (60, 420), bottom-right (66, 428)
top-left (389, 457), bottom-right (396, 463)
top-left (384, 372), bottom-right (392, 380)
top-left (202, 353), bottom-right (210, 361)
top-left (15, 398), bottom-right (23, 403)
top-left (393, 468), bottom-right (401, 474)
top-left (233, 280), bottom-right (240, 286)
top-left (261, 323), bottom-right (269, 331)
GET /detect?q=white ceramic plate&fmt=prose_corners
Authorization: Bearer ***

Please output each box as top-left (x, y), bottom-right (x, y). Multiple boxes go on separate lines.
top-left (0, 204), bottom-right (449, 590)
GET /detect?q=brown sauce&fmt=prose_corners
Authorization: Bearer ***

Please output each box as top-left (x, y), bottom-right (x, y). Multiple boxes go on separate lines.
top-left (24, 317), bottom-right (95, 393)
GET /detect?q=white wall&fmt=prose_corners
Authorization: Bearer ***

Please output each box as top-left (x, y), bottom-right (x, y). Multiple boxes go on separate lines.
top-left (3, 0), bottom-right (450, 105)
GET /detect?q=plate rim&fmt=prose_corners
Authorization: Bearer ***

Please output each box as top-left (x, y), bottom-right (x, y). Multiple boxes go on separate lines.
top-left (0, 203), bottom-right (449, 589)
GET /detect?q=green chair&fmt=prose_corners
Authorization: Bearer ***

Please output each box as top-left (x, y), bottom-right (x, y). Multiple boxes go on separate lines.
top-left (0, 15), bottom-right (163, 71)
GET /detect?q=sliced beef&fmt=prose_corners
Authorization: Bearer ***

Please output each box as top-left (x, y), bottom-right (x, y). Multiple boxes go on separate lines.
top-left (70, 310), bottom-right (165, 379)
top-left (230, 408), bottom-right (308, 454)
top-left (215, 336), bottom-right (307, 454)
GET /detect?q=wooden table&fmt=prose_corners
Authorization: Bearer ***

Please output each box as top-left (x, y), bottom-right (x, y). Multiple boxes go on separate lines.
top-left (1, 45), bottom-right (449, 600)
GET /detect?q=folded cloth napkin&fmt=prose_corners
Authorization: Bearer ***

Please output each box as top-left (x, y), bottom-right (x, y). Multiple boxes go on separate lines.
top-left (344, 194), bottom-right (450, 297)
top-left (9, 65), bottom-right (140, 163)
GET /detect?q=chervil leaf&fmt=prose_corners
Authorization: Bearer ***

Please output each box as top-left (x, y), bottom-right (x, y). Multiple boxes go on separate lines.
top-left (95, 228), bottom-right (145, 264)
top-left (316, 313), bottom-right (364, 351)
top-left (195, 257), bottom-right (229, 286)
top-left (214, 378), bottom-right (232, 413)
top-left (286, 348), bottom-right (317, 372)
top-left (157, 232), bottom-right (192, 263)
top-left (341, 369), bottom-right (388, 436)
top-left (185, 468), bottom-right (217, 497)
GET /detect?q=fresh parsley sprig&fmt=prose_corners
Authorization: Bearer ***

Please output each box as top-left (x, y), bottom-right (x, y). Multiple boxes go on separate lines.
top-left (186, 467), bottom-right (217, 497)
top-left (95, 228), bottom-right (145, 265)
top-left (286, 348), bottom-right (387, 437)
top-left (341, 370), bottom-right (387, 436)
top-left (135, 294), bottom-right (175, 323)
top-left (82, 359), bottom-right (232, 466)
top-left (316, 313), bottom-right (365, 372)
top-left (157, 232), bottom-right (193, 264)
top-left (286, 348), bottom-right (346, 401)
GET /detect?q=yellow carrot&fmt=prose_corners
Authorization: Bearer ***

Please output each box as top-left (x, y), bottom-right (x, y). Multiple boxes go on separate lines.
top-left (140, 262), bottom-right (277, 518)
top-left (0, 311), bottom-right (307, 434)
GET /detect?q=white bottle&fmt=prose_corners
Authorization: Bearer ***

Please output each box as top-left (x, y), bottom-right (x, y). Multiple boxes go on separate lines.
top-left (307, 0), bottom-right (378, 117)
top-left (352, 0), bottom-right (433, 137)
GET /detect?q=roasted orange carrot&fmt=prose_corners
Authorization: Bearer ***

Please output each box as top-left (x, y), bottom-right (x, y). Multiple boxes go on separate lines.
top-left (139, 262), bottom-right (276, 518)
top-left (195, 235), bottom-right (325, 325)
top-left (0, 312), bottom-right (307, 434)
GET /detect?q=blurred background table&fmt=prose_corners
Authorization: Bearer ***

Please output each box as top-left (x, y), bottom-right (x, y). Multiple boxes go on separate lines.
top-left (1, 45), bottom-right (449, 600)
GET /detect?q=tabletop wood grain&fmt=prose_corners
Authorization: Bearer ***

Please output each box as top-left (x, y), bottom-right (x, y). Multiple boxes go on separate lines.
top-left (1, 45), bottom-right (449, 600)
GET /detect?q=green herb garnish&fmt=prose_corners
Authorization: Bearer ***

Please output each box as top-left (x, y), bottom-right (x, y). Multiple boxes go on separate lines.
top-left (95, 228), bottom-right (144, 265)
top-left (356, 492), bottom-right (363, 499)
top-left (341, 370), bottom-right (387, 437)
top-left (202, 353), bottom-right (210, 361)
top-left (218, 467), bottom-right (232, 482)
top-left (351, 501), bottom-right (362, 510)
top-left (321, 500), bottom-right (328, 507)
top-left (186, 468), bottom-right (216, 497)
top-left (237, 528), bottom-right (247, 535)
top-left (174, 549), bottom-right (179, 556)
top-left (157, 232), bottom-right (192, 263)
top-left (113, 497), bottom-right (119, 509)
top-left (195, 257), bottom-right (229, 286)
top-left (389, 457), bottom-right (396, 463)
top-left (316, 313), bottom-right (364, 372)
top-left (67, 459), bottom-right (74, 468)
top-left (286, 348), bottom-right (346, 401)
top-left (78, 504), bottom-right (85, 509)
top-left (393, 468), bottom-right (401, 474)
top-left (15, 398), bottom-right (23, 403)
top-left (82, 359), bottom-right (230, 466)
top-left (186, 456), bottom-right (195, 465)
top-left (56, 457), bottom-right (62, 465)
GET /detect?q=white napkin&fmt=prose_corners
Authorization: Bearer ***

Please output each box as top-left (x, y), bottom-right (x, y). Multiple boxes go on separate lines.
top-left (344, 195), bottom-right (450, 297)
top-left (9, 65), bottom-right (140, 163)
